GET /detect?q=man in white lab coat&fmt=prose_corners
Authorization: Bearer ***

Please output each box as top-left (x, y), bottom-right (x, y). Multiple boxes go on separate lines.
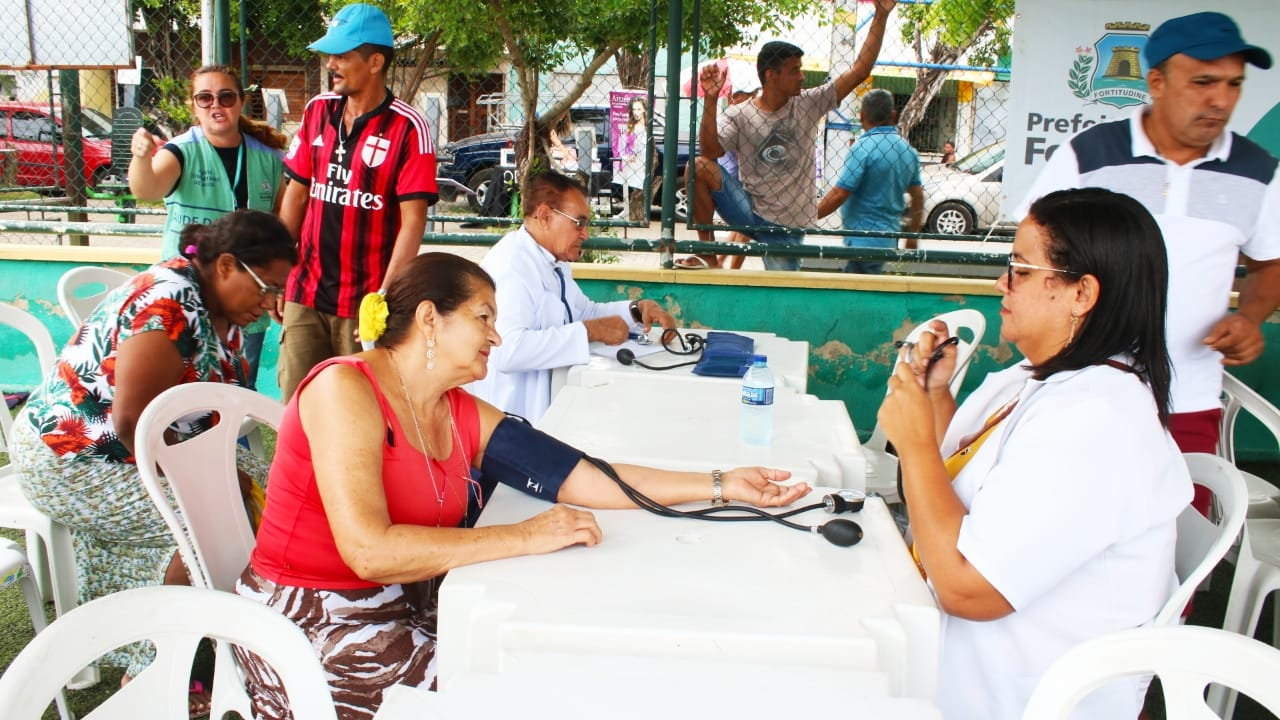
top-left (473, 172), bottom-right (676, 421)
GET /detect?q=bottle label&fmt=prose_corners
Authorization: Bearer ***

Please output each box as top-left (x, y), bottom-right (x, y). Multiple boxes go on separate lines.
top-left (741, 386), bottom-right (774, 406)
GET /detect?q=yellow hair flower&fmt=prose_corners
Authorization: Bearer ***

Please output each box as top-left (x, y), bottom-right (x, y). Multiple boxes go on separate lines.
top-left (358, 292), bottom-right (389, 343)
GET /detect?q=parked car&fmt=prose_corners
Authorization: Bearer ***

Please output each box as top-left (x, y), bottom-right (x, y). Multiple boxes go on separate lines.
top-left (919, 141), bottom-right (1006, 235)
top-left (437, 105), bottom-right (690, 219)
top-left (0, 102), bottom-right (118, 192)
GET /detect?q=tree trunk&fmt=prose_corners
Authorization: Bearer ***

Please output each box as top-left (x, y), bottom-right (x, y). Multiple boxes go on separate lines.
top-left (896, 18), bottom-right (995, 139)
top-left (395, 29), bottom-right (443, 102)
top-left (614, 48), bottom-right (650, 89)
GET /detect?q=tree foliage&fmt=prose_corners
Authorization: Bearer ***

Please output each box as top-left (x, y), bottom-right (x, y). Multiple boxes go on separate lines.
top-left (383, 0), bottom-right (822, 174)
top-left (893, 0), bottom-right (1014, 139)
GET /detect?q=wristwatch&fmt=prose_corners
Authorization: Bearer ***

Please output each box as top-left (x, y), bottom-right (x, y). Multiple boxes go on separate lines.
top-left (711, 469), bottom-right (727, 507)
top-left (629, 299), bottom-right (644, 324)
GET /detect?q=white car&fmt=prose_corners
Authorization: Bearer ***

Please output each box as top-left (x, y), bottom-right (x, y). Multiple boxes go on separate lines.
top-left (919, 142), bottom-right (1006, 236)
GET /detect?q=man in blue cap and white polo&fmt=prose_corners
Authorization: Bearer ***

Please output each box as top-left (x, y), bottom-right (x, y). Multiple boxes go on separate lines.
top-left (1019, 11), bottom-right (1280, 466)
top-left (277, 3), bottom-right (438, 401)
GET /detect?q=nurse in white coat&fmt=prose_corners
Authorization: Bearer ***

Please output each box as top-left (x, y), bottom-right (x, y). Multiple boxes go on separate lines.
top-left (473, 171), bottom-right (676, 421)
top-left (877, 188), bottom-right (1192, 720)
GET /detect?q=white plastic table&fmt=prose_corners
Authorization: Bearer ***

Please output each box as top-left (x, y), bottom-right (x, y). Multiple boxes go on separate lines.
top-left (550, 327), bottom-right (810, 399)
top-left (375, 663), bottom-right (944, 719)
top-left (536, 379), bottom-right (866, 491)
top-left (435, 485), bottom-right (941, 702)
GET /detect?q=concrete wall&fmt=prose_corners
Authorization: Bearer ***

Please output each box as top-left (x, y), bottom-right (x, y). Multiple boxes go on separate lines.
top-left (4, 245), bottom-right (1279, 459)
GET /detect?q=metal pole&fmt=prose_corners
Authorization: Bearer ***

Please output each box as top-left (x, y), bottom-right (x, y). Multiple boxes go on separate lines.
top-left (658, 0), bottom-right (683, 268)
top-left (58, 71), bottom-right (88, 245)
top-left (214, 0), bottom-right (232, 64)
top-left (201, 0), bottom-right (215, 65)
top-left (239, 0), bottom-right (249, 85)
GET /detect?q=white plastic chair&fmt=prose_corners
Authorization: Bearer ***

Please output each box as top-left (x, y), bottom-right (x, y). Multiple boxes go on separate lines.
top-left (55, 265), bottom-right (131, 330)
top-left (0, 585), bottom-right (338, 720)
top-left (1022, 625), bottom-right (1280, 720)
top-left (135, 381), bottom-right (284, 720)
top-left (0, 537), bottom-right (70, 720)
top-left (1211, 516), bottom-right (1280, 718)
top-left (864, 308), bottom-right (986, 501)
top-left (0, 303), bottom-right (91, 688)
top-left (1218, 373), bottom-right (1280, 518)
top-left (135, 381), bottom-right (283, 592)
top-left (1152, 453), bottom-right (1247, 626)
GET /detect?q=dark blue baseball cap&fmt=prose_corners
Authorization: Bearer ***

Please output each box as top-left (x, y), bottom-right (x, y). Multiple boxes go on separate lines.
top-left (1144, 12), bottom-right (1271, 70)
top-left (308, 4), bottom-right (394, 54)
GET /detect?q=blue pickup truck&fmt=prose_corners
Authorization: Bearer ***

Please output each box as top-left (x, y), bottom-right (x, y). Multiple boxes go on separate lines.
top-left (436, 105), bottom-right (691, 219)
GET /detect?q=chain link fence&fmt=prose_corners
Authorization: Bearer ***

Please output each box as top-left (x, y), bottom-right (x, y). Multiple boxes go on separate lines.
top-left (0, 0), bottom-right (1014, 269)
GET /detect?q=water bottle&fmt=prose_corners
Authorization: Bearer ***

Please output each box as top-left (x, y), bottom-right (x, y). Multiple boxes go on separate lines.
top-left (740, 354), bottom-right (775, 446)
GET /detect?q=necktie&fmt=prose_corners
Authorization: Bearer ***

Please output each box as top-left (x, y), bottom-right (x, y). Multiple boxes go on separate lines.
top-left (553, 266), bottom-right (573, 323)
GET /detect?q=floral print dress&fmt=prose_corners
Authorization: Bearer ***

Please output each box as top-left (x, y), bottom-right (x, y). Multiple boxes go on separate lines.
top-left (10, 257), bottom-right (269, 676)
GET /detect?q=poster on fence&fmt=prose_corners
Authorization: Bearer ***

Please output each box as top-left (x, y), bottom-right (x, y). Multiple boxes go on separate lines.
top-left (1002, 0), bottom-right (1280, 218)
top-left (610, 90), bottom-right (647, 174)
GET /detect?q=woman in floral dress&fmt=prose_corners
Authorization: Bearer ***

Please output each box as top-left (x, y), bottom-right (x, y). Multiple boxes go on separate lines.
top-left (10, 209), bottom-right (296, 679)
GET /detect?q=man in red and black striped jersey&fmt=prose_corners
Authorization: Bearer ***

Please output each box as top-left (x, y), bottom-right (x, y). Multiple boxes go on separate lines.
top-left (276, 3), bottom-right (437, 401)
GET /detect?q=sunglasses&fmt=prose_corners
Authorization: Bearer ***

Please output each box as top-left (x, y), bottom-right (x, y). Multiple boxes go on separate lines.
top-left (193, 90), bottom-right (240, 109)
top-left (238, 260), bottom-right (286, 297)
top-left (550, 207), bottom-right (590, 231)
top-left (1006, 257), bottom-right (1081, 288)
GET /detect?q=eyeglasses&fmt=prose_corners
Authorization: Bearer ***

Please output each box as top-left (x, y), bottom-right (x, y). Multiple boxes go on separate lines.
top-left (550, 207), bottom-right (590, 231)
top-left (193, 90), bottom-right (240, 109)
top-left (238, 260), bottom-right (286, 297)
top-left (1006, 258), bottom-right (1081, 288)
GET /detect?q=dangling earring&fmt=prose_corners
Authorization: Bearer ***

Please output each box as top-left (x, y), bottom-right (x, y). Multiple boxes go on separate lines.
top-left (426, 336), bottom-right (436, 371)
top-left (1066, 312), bottom-right (1079, 345)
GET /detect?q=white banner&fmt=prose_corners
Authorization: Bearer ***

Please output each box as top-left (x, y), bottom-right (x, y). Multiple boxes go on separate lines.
top-left (1002, 0), bottom-right (1280, 218)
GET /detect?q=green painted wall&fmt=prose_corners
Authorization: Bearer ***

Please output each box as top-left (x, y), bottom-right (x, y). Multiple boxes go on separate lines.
top-left (576, 277), bottom-right (1010, 436)
top-left (1, 258), bottom-right (285, 402)
top-left (5, 256), bottom-right (1280, 460)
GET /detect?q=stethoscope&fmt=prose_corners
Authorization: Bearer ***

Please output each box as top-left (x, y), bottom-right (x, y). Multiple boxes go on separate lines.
top-left (616, 330), bottom-right (707, 371)
top-left (583, 455), bottom-right (865, 547)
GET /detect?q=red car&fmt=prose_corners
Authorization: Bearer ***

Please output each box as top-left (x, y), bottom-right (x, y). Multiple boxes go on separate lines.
top-left (0, 102), bottom-right (117, 192)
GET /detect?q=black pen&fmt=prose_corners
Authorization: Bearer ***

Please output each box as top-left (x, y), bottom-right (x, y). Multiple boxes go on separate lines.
top-left (924, 336), bottom-right (961, 391)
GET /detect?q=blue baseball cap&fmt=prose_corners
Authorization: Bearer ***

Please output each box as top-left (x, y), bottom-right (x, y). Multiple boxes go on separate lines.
top-left (1144, 12), bottom-right (1271, 70)
top-left (308, 4), bottom-right (394, 54)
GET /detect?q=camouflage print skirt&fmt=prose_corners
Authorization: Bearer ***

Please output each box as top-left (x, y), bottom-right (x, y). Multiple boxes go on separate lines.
top-left (234, 566), bottom-right (440, 720)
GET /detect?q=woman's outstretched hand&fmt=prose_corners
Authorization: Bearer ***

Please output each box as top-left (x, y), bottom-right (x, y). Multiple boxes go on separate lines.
top-left (722, 467), bottom-right (808, 507)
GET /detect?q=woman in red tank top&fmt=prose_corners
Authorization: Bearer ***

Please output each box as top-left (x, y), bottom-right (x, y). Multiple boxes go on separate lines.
top-left (237, 251), bottom-right (808, 720)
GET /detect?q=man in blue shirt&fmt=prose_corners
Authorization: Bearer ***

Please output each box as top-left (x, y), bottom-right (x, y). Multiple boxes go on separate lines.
top-left (817, 89), bottom-right (923, 273)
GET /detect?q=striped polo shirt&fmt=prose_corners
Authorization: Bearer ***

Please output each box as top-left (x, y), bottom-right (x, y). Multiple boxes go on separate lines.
top-left (1018, 108), bottom-right (1280, 413)
top-left (283, 90), bottom-right (437, 317)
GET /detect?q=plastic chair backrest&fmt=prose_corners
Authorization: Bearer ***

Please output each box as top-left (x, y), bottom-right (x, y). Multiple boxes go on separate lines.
top-left (1021, 625), bottom-right (1280, 720)
top-left (866, 308), bottom-right (986, 453)
top-left (135, 382), bottom-right (283, 591)
top-left (1219, 373), bottom-right (1280, 465)
top-left (0, 302), bottom-right (58, 453)
top-left (0, 585), bottom-right (338, 720)
top-left (56, 265), bottom-right (132, 330)
top-left (1152, 453), bottom-right (1247, 626)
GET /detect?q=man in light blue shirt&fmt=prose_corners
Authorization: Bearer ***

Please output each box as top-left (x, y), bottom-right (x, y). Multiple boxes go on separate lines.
top-left (817, 89), bottom-right (923, 274)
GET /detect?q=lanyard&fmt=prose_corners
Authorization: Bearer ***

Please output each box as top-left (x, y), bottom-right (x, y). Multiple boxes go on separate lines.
top-left (231, 140), bottom-right (244, 205)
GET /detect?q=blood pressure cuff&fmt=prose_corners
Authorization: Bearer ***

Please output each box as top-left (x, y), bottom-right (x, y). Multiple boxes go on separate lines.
top-left (691, 331), bottom-right (755, 378)
top-left (480, 416), bottom-right (583, 502)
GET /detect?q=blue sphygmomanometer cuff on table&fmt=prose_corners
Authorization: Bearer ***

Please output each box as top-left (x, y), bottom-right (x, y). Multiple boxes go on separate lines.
top-left (691, 331), bottom-right (755, 377)
top-left (479, 416), bottom-right (583, 502)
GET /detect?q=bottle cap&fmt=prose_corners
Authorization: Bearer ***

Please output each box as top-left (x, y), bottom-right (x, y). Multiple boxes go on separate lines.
top-left (752, 354), bottom-right (768, 364)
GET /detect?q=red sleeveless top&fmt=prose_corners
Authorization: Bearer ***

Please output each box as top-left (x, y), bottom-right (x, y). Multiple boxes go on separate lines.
top-left (250, 356), bottom-right (481, 589)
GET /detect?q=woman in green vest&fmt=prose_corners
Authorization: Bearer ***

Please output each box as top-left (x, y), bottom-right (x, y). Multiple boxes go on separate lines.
top-left (128, 64), bottom-right (288, 391)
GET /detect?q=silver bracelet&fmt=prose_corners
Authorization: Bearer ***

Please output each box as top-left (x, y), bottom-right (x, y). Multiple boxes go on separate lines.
top-left (711, 469), bottom-right (727, 507)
